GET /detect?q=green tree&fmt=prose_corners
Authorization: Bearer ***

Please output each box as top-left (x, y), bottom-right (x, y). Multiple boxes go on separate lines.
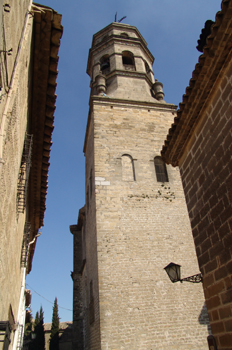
top-left (32, 307), bottom-right (45, 350)
top-left (34, 311), bottom-right (39, 328)
top-left (38, 306), bottom-right (45, 349)
top-left (49, 298), bottom-right (59, 350)
top-left (24, 310), bottom-right (33, 343)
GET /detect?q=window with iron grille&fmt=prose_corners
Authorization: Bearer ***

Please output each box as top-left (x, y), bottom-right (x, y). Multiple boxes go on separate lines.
top-left (154, 156), bottom-right (169, 182)
top-left (17, 134), bottom-right (33, 213)
top-left (0, 321), bottom-right (12, 350)
top-left (21, 222), bottom-right (31, 268)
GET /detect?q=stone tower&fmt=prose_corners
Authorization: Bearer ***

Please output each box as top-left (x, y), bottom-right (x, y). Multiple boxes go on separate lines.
top-left (70, 22), bottom-right (210, 350)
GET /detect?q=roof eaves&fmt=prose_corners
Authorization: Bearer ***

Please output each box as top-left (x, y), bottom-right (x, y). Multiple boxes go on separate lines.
top-left (161, 0), bottom-right (232, 166)
top-left (27, 4), bottom-right (63, 273)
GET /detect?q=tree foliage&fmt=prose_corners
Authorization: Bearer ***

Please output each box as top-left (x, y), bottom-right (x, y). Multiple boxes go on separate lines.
top-left (49, 297), bottom-right (60, 350)
top-left (31, 307), bottom-right (45, 350)
top-left (24, 311), bottom-right (33, 340)
top-left (38, 306), bottom-right (45, 350)
top-left (34, 311), bottom-right (39, 328)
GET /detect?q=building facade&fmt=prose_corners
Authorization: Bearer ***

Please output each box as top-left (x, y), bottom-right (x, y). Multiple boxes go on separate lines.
top-left (44, 322), bottom-right (73, 350)
top-left (0, 2), bottom-right (62, 349)
top-left (71, 22), bottom-right (210, 349)
top-left (162, 0), bottom-right (232, 349)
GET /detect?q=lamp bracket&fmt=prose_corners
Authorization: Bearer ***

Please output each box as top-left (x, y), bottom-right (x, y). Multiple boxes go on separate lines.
top-left (181, 273), bottom-right (202, 283)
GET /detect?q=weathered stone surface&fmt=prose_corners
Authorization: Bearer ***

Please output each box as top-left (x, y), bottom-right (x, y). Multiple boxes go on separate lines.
top-left (0, 3), bottom-right (62, 349)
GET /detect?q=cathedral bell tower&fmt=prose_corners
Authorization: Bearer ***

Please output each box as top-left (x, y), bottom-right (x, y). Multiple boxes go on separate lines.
top-left (71, 22), bottom-right (210, 350)
top-left (86, 22), bottom-right (164, 102)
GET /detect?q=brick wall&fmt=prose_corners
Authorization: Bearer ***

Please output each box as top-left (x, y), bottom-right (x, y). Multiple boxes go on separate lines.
top-left (0, 0), bottom-right (31, 123)
top-left (179, 59), bottom-right (232, 349)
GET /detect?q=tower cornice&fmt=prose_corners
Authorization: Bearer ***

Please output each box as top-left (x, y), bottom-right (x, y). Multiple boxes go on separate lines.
top-left (83, 96), bottom-right (177, 154)
top-left (92, 22), bottom-right (148, 47)
top-left (90, 95), bottom-right (176, 110)
top-left (91, 69), bottom-right (155, 89)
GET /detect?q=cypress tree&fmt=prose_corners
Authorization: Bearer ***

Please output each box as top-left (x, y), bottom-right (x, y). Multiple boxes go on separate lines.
top-left (34, 311), bottom-right (39, 328)
top-left (49, 298), bottom-right (59, 350)
top-left (38, 306), bottom-right (45, 349)
top-left (33, 307), bottom-right (45, 350)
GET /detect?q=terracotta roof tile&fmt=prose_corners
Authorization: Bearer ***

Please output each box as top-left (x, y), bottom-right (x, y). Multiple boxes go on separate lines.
top-left (27, 4), bottom-right (63, 273)
top-left (161, 0), bottom-right (232, 166)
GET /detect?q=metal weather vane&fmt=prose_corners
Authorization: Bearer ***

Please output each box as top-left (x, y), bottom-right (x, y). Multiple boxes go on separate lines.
top-left (115, 12), bottom-right (127, 23)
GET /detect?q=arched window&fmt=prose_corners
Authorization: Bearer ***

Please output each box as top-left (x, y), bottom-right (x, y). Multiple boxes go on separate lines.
top-left (154, 157), bottom-right (169, 182)
top-left (122, 154), bottom-right (135, 181)
top-left (145, 60), bottom-right (153, 82)
top-left (120, 32), bottom-right (129, 38)
top-left (101, 34), bottom-right (109, 42)
top-left (100, 55), bottom-right (110, 75)
top-left (145, 61), bottom-right (150, 74)
top-left (122, 51), bottom-right (135, 71)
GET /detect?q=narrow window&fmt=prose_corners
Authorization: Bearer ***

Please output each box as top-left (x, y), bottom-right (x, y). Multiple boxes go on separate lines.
top-left (100, 55), bottom-right (110, 75)
top-left (90, 169), bottom-right (93, 197)
top-left (86, 187), bottom-right (89, 211)
top-left (154, 157), bottom-right (169, 182)
top-left (0, 69), bottom-right (2, 97)
top-left (145, 61), bottom-right (153, 82)
top-left (122, 154), bottom-right (135, 181)
top-left (101, 34), bottom-right (108, 42)
top-left (122, 51), bottom-right (135, 71)
top-left (89, 281), bottom-right (95, 324)
top-left (145, 61), bottom-right (150, 74)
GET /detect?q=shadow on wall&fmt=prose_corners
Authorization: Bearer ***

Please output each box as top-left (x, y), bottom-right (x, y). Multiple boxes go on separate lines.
top-left (198, 302), bottom-right (211, 335)
top-left (44, 322), bottom-right (73, 350)
top-left (59, 323), bottom-right (73, 350)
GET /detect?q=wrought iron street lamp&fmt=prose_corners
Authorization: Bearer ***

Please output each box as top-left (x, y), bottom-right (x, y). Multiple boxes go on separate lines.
top-left (164, 262), bottom-right (202, 283)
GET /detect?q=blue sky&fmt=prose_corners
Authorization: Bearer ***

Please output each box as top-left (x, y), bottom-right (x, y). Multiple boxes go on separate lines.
top-left (26, 0), bottom-right (221, 323)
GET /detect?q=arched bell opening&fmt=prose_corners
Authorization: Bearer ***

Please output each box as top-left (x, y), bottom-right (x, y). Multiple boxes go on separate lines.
top-left (122, 51), bottom-right (135, 71)
top-left (100, 55), bottom-right (110, 75)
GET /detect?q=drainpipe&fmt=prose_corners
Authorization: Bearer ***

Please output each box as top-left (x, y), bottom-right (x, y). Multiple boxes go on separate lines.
top-left (0, 0), bottom-right (33, 169)
top-left (13, 231), bottom-right (41, 350)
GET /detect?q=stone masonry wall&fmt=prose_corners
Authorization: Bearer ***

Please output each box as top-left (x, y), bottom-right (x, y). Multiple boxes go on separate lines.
top-left (85, 113), bottom-right (101, 350)
top-left (84, 98), bottom-right (210, 350)
top-left (72, 224), bottom-right (85, 350)
top-left (0, 6), bottom-right (33, 344)
top-left (179, 60), bottom-right (232, 349)
top-left (0, 0), bottom-right (31, 123)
